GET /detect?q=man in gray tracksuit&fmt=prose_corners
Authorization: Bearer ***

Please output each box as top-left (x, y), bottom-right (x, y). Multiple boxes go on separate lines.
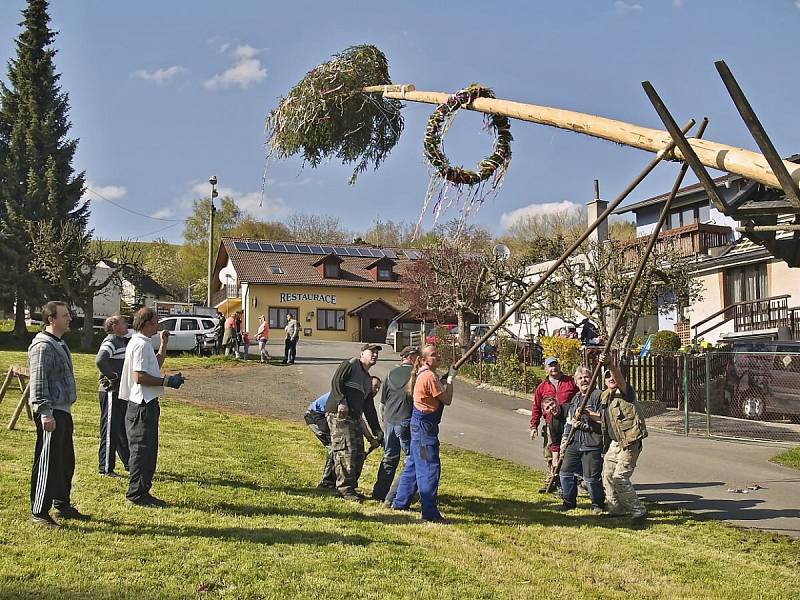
top-left (29, 301), bottom-right (89, 527)
top-left (95, 314), bottom-right (131, 476)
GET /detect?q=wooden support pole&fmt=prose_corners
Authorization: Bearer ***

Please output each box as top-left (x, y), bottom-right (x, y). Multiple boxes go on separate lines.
top-left (8, 383), bottom-right (30, 431)
top-left (736, 224), bottom-right (800, 233)
top-left (366, 85), bottom-right (799, 194)
top-left (451, 119), bottom-right (696, 370)
top-left (715, 60), bottom-right (800, 209)
top-left (0, 367), bottom-right (14, 405)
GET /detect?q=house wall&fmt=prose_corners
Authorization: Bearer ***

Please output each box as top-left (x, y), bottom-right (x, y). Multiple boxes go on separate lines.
top-left (768, 260), bottom-right (800, 301)
top-left (241, 284), bottom-right (408, 342)
top-left (686, 271), bottom-right (728, 343)
top-left (92, 265), bottom-right (121, 319)
top-left (633, 188), bottom-right (741, 237)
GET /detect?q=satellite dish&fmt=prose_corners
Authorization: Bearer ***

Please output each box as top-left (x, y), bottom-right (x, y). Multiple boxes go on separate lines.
top-left (493, 243), bottom-right (511, 261)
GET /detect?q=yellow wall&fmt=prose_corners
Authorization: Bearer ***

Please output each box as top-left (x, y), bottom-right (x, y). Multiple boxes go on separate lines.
top-left (243, 284), bottom-right (408, 342)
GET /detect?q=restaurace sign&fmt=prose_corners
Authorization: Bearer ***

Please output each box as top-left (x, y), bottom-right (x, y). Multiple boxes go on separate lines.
top-left (280, 292), bottom-right (337, 305)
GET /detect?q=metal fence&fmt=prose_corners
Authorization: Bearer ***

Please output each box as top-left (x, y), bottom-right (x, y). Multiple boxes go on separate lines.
top-left (610, 351), bottom-right (800, 444)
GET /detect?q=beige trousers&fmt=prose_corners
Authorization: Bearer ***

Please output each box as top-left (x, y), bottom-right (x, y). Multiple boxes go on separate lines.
top-left (602, 440), bottom-right (646, 517)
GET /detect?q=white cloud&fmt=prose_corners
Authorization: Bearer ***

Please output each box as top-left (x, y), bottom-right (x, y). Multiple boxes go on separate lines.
top-left (131, 65), bottom-right (187, 85)
top-left (151, 207), bottom-right (175, 219)
top-left (189, 183), bottom-right (290, 219)
top-left (500, 201), bottom-right (581, 230)
top-left (795, 0), bottom-right (800, 8)
top-left (614, 1), bottom-right (643, 16)
top-left (203, 44), bottom-right (267, 91)
top-left (84, 182), bottom-right (127, 201)
top-left (673, 0), bottom-right (685, 7)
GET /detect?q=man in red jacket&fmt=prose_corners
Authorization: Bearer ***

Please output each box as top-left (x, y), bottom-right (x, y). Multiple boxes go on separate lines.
top-left (530, 356), bottom-right (578, 492)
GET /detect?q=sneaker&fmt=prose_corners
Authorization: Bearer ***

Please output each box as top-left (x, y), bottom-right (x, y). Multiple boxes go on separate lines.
top-left (55, 505), bottom-right (90, 521)
top-left (126, 497), bottom-right (160, 508)
top-left (340, 493), bottom-right (364, 503)
top-left (100, 471), bottom-right (122, 478)
top-left (631, 512), bottom-right (647, 522)
top-left (558, 504), bottom-right (576, 512)
top-left (317, 481), bottom-right (336, 490)
top-left (31, 513), bottom-right (59, 528)
top-left (589, 504), bottom-right (605, 515)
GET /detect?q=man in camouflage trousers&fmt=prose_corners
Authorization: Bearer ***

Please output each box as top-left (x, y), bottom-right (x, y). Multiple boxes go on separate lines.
top-left (598, 353), bottom-right (648, 522)
top-left (324, 344), bottom-right (383, 502)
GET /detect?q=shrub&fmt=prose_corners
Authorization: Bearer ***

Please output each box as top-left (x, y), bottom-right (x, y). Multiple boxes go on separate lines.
top-left (540, 336), bottom-right (581, 373)
top-left (650, 330), bottom-right (681, 352)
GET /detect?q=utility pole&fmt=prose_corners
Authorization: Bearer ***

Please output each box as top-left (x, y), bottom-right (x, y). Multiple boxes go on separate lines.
top-left (207, 175), bottom-right (218, 307)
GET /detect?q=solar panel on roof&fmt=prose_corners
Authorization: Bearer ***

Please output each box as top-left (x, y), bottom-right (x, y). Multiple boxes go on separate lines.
top-left (405, 250), bottom-right (421, 260)
top-left (297, 244), bottom-right (311, 253)
top-left (233, 241), bottom-right (248, 251)
top-left (246, 242), bottom-right (261, 251)
top-left (320, 245), bottom-right (334, 254)
top-left (369, 249), bottom-right (383, 258)
top-left (258, 242), bottom-right (274, 252)
top-left (272, 243), bottom-right (287, 252)
top-left (308, 245), bottom-right (323, 254)
top-left (384, 250), bottom-right (397, 259)
top-left (358, 248), bottom-right (372, 257)
top-left (285, 243), bottom-right (299, 253)
top-left (334, 247), bottom-right (347, 256)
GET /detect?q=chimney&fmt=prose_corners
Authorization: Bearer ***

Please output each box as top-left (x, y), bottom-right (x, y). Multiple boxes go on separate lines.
top-left (587, 179), bottom-right (608, 244)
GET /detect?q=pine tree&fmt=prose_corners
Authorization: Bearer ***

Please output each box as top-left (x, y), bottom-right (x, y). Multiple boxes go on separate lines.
top-left (0, 0), bottom-right (86, 335)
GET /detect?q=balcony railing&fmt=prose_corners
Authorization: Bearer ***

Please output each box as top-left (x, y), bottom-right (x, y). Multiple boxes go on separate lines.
top-left (620, 222), bottom-right (732, 267)
top-left (692, 294), bottom-right (792, 341)
top-left (211, 284), bottom-right (240, 307)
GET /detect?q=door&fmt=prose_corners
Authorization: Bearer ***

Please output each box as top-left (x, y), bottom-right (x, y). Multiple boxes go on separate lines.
top-left (152, 317), bottom-right (178, 350)
top-left (770, 346), bottom-right (800, 416)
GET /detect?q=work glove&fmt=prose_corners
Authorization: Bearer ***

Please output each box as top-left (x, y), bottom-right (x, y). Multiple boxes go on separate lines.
top-left (163, 373), bottom-right (186, 389)
top-left (100, 374), bottom-right (117, 391)
top-left (337, 402), bottom-right (349, 418)
top-left (376, 430), bottom-right (384, 445)
top-left (446, 366), bottom-right (458, 385)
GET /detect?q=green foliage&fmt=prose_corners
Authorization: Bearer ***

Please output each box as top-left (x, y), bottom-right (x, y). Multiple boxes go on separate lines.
top-left (0, 0), bottom-right (86, 334)
top-left (540, 336), bottom-right (581, 374)
top-left (651, 330), bottom-right (682, 352)
top-left (266, 45), bottom-right (403, 184)
top-left (771, 447), bottom-right (800, 471)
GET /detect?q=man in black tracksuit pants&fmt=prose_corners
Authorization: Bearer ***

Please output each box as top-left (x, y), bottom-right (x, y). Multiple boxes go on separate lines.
top-left (95, 314), bottom-right (131, 476)
top-left (372, 346), bottom-right (418, 504)
top-left (29, 301), bottom-right (90, 527)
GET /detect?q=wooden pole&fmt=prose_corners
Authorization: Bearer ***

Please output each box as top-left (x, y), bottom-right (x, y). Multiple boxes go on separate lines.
top-left (8, 383), bottom-right (30, 431)
top-left (365, 85), bottom-right (797, 193)
top-left (0, 367), bottom-right (14, 405)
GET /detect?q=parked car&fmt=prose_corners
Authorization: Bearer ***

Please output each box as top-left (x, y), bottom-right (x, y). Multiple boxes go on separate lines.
top-left (151, 315), bottom-right (219, 352)
top-left (425, 324), bottom-right (458, 346)
top-left (723, 338), bottom-right (800, 420)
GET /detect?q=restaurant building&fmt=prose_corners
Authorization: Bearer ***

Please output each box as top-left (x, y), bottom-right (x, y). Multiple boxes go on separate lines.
top-left (210, 237), bottom-right (423, 343)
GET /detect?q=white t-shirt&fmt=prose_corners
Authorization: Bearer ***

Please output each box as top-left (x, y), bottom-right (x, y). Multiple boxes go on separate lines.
top-left (119, 333), bottom-right (162, 404)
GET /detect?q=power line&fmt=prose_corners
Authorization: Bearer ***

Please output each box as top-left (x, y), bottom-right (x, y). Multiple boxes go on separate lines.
top-left (85, 186), bottom-right (186, 222)
top-left (131, 221), bottom-right (183, 241)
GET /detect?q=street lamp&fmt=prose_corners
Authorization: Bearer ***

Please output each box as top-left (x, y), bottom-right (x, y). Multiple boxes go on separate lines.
top-left (206, 175), bottom-right (218, 306)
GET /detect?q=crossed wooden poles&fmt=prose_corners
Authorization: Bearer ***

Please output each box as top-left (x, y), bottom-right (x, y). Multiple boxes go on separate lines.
top-left (366, 61), bottom-right (792, 483)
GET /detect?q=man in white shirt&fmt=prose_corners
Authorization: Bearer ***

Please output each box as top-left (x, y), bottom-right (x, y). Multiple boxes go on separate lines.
top-left (120, 307), bottom-right (185, 507)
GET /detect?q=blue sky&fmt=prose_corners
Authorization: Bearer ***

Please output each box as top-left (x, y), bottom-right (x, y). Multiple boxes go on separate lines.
top-left (2, 0), bottom-right (800, 243)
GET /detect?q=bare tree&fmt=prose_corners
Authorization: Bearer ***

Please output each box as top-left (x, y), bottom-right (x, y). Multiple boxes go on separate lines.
top-left (286, 213), bottom-right (350, 244)
top-left (29, 220), bottom-right (143, 350)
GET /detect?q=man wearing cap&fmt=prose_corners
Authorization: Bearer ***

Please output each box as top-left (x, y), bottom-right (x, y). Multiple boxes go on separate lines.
top-left (371, 346), bottom-right (419, 504)
top-left (324, 344), bottom-right (384, 501)
top-left (530, 356), bottom-right (578, 492)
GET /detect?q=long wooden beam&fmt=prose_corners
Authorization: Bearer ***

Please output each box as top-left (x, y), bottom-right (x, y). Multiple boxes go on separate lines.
top-left (364, 85), bottom-right (798, 196)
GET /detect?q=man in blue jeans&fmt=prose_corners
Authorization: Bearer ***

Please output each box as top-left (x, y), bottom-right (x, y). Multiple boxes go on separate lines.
top-left (372, 346), bottom-right (419, 505)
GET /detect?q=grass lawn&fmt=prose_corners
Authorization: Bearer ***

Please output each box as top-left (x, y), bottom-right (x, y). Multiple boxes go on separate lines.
top-left (1, 350), bottom-right (799, 599)
top-left (771, 447), bottom-right (800, 470)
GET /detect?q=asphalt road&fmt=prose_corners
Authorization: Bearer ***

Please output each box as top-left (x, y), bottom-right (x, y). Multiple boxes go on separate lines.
top-left (288, 339), bottom-right (800, 537)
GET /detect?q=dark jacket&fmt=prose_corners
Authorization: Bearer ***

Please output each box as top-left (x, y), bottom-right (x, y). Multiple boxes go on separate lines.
top-left (547, 403), bottom-right (569, 449)
top-left (563, 389), bottom-right (603, 451)
top-left (381, 363), bottom-right (413, 424)
top-left (95, 334), bottom-right (129, 391)
top-left (324, 358), bottom-right (381, 435)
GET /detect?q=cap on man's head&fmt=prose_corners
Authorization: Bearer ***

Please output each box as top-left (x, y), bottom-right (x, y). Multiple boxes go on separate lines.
top-left (399, 346), bottom-right (419, 358)
top-left (544, 356), bottom-right (559, 366)
top-left (361, 343), bottom-right (382, 353)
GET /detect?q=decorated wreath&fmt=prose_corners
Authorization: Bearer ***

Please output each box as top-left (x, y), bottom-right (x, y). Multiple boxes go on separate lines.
top-left (423, 84), bottom-right (512, 186)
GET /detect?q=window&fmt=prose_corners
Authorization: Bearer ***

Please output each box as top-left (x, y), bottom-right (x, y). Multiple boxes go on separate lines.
top-left (179, 318), bottom-right (199, 331)
top-left (665, 205), bottom-right (701, 230)
top-left (271, 265), bottom-right (284, 274)
top-left (724, 263), bottom-right (768, 306)
top-left (201, 319), bottom-right (216, 330)
top-left (324, 262), bottom-right (340, 278)
top-left (268, 307), bottom-right (298, 329)
top-left (317, 309), bottom-right (345, 331)
top-left (377, 266), bottom-right (393, 281)
top-left (160, 318), bottom-right (177, 332)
